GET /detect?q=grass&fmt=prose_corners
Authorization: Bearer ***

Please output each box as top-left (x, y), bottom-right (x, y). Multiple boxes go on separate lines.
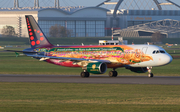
top-left (0, 83), bottom-right (179, 112)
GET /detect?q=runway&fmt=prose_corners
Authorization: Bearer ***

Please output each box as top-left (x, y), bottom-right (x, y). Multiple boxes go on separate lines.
top-left (0, 75), bottom-right (180, 85)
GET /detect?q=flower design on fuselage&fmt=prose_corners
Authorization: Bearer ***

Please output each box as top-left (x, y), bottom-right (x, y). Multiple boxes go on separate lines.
top-left (37, 46), bottom-right (153, 65)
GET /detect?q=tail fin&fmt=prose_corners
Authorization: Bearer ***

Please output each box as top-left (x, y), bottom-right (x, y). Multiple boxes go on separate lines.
top-left (25, 15), bottom-right (53, 48)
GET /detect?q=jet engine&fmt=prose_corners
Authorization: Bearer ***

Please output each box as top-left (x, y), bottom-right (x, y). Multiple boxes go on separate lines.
top-left (86, 62), bottom-right (107, 74)
top-left (129, 67), bottom-right (148, 73)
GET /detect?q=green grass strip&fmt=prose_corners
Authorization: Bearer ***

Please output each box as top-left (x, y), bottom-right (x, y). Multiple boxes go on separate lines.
top-left (0, 83), bottom-right (179, 112)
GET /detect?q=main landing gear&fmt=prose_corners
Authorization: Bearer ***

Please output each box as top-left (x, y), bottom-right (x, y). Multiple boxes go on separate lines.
top-left (80, 70), bottom-right (90, 78)
top-left (80, 69), bottom-right (118, 78)
top-left (109, 68), bottom-right (118, 77)
top-left (147, 67), bottom-right (153, 78)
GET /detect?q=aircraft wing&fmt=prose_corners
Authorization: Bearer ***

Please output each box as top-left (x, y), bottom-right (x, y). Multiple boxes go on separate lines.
top-left (5, 50), bottom-right (111, 63)
top-left (27, 54), bottom-right (111, 63)
top-left (5, 50), bottom-right (38, 53)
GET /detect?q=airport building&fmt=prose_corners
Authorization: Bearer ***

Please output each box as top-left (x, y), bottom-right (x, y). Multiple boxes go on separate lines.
top-left (0, 0), bottom-right (180, 38)
top-left (104, 0), bottom-right (180, 38)
top-left (110, 10), bottom-right (180, 38)
top-left (0, 6), bottom-right (108, 37)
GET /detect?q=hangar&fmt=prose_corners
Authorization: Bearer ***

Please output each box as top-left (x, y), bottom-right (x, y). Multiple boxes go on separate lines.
top-left (113, 19), bottom-right (180, 38)
top-left (0, 6), bottom-right (108, 37)
top-left (1, 0), bottom-right (180, 38)
top-left (100, 0), bottom-right (180, 37)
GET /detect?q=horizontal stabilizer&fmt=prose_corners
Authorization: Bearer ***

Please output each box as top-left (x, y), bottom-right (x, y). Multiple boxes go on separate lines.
top-left (5, 50), bottom-right (38, 53)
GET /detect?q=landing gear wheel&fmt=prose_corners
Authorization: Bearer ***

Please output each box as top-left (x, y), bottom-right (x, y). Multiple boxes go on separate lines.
top-left (148, 73), bottom-right (153, 78)
top-left (80, 72), bottom-right (89, 78)
top-left (113, 71), bottom-right (118, 77)
top-left (109, 71), bottom-right (113, 77)
top-left (109, 71), bottom-right (118, 77)
top-left (147, 67), bottom-right (153, 78)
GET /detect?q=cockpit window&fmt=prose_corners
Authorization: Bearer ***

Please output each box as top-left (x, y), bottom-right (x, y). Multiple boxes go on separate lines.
top-left (153, 50), bottom-right (166, 54)
top-left (160, 50), bottom-right (165, 53)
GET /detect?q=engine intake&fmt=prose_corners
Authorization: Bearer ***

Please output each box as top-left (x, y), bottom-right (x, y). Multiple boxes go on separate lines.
top-left (86, 62), bottom-right (107, 74)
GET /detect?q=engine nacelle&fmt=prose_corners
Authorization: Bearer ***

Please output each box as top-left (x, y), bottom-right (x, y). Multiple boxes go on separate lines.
top-left (86, 62), bottom-right (107, 74)
top-left (129, 67), bottom-right (148, 73)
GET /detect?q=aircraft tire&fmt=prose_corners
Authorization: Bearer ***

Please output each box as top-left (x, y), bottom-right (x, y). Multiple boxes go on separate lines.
top-left (109, 71), bottom-right (113, 77)
top-left (109, 71), bottom-right (118, 77)
top-left (80, 72), bottom-right (89, 78)
top-left (148, 73), bottom-right (153, 78)
top-left (85, 72), bottom-right (90, 77)
top-left (113, 71), bottom-right (118, 77)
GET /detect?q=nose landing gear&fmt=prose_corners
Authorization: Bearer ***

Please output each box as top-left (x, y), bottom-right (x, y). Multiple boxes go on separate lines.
top-left (147, 67), bottom-right (153, 77)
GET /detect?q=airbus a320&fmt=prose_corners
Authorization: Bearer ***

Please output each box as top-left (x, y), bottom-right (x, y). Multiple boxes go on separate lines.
top-left (6, 15), bottom-right (173, 78)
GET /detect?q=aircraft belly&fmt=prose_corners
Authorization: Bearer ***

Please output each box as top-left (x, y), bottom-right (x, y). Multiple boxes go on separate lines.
top-left (46, 59), bottom-right (80, 67)
top-left (46, 58), bottom-right (125, 68)
top-left (107, 63), bottom-right (124, 68)
top-left (129, 60), bottom-right (155, 67)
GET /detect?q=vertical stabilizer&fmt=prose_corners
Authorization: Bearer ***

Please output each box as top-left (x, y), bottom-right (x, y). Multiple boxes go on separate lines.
top-left (25, 15), bottom-right (53, 48)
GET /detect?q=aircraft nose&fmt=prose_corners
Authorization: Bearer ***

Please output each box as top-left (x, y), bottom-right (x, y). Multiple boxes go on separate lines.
top-left (159, 54), bottom-right (173, 65)
top-left (169, 55), bottom-right (173, 63)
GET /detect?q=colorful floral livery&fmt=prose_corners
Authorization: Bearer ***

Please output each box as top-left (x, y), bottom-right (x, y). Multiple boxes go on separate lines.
top-left (35, 45), bottom-right (153, 68)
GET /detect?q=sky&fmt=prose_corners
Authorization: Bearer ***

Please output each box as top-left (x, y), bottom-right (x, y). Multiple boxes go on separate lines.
top-left (0, 0), bottom-right (180, 9)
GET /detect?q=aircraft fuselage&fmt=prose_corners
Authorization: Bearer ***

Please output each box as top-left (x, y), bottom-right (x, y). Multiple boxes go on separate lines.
top-left (26, 44), bottom-right (172, 68)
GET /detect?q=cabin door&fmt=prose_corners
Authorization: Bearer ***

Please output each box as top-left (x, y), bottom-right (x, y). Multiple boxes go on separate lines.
top-left (142, 47), bottom-right (148, 54)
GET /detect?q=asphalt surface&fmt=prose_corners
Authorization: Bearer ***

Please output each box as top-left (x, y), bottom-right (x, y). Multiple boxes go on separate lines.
top-left (0, 75), bottom-right (180, 85)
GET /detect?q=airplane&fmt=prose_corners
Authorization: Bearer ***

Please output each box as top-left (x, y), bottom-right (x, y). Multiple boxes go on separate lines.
top-left (6, 15), bottom-right (173, 78)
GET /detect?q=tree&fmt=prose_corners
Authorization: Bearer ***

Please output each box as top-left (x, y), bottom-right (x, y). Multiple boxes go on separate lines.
top-left (151, 31), bottom-right (166, 43)
top-left (49, 25), bottom-right (71, 37)
top-left (1, 25), bottom-right (17, 37)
